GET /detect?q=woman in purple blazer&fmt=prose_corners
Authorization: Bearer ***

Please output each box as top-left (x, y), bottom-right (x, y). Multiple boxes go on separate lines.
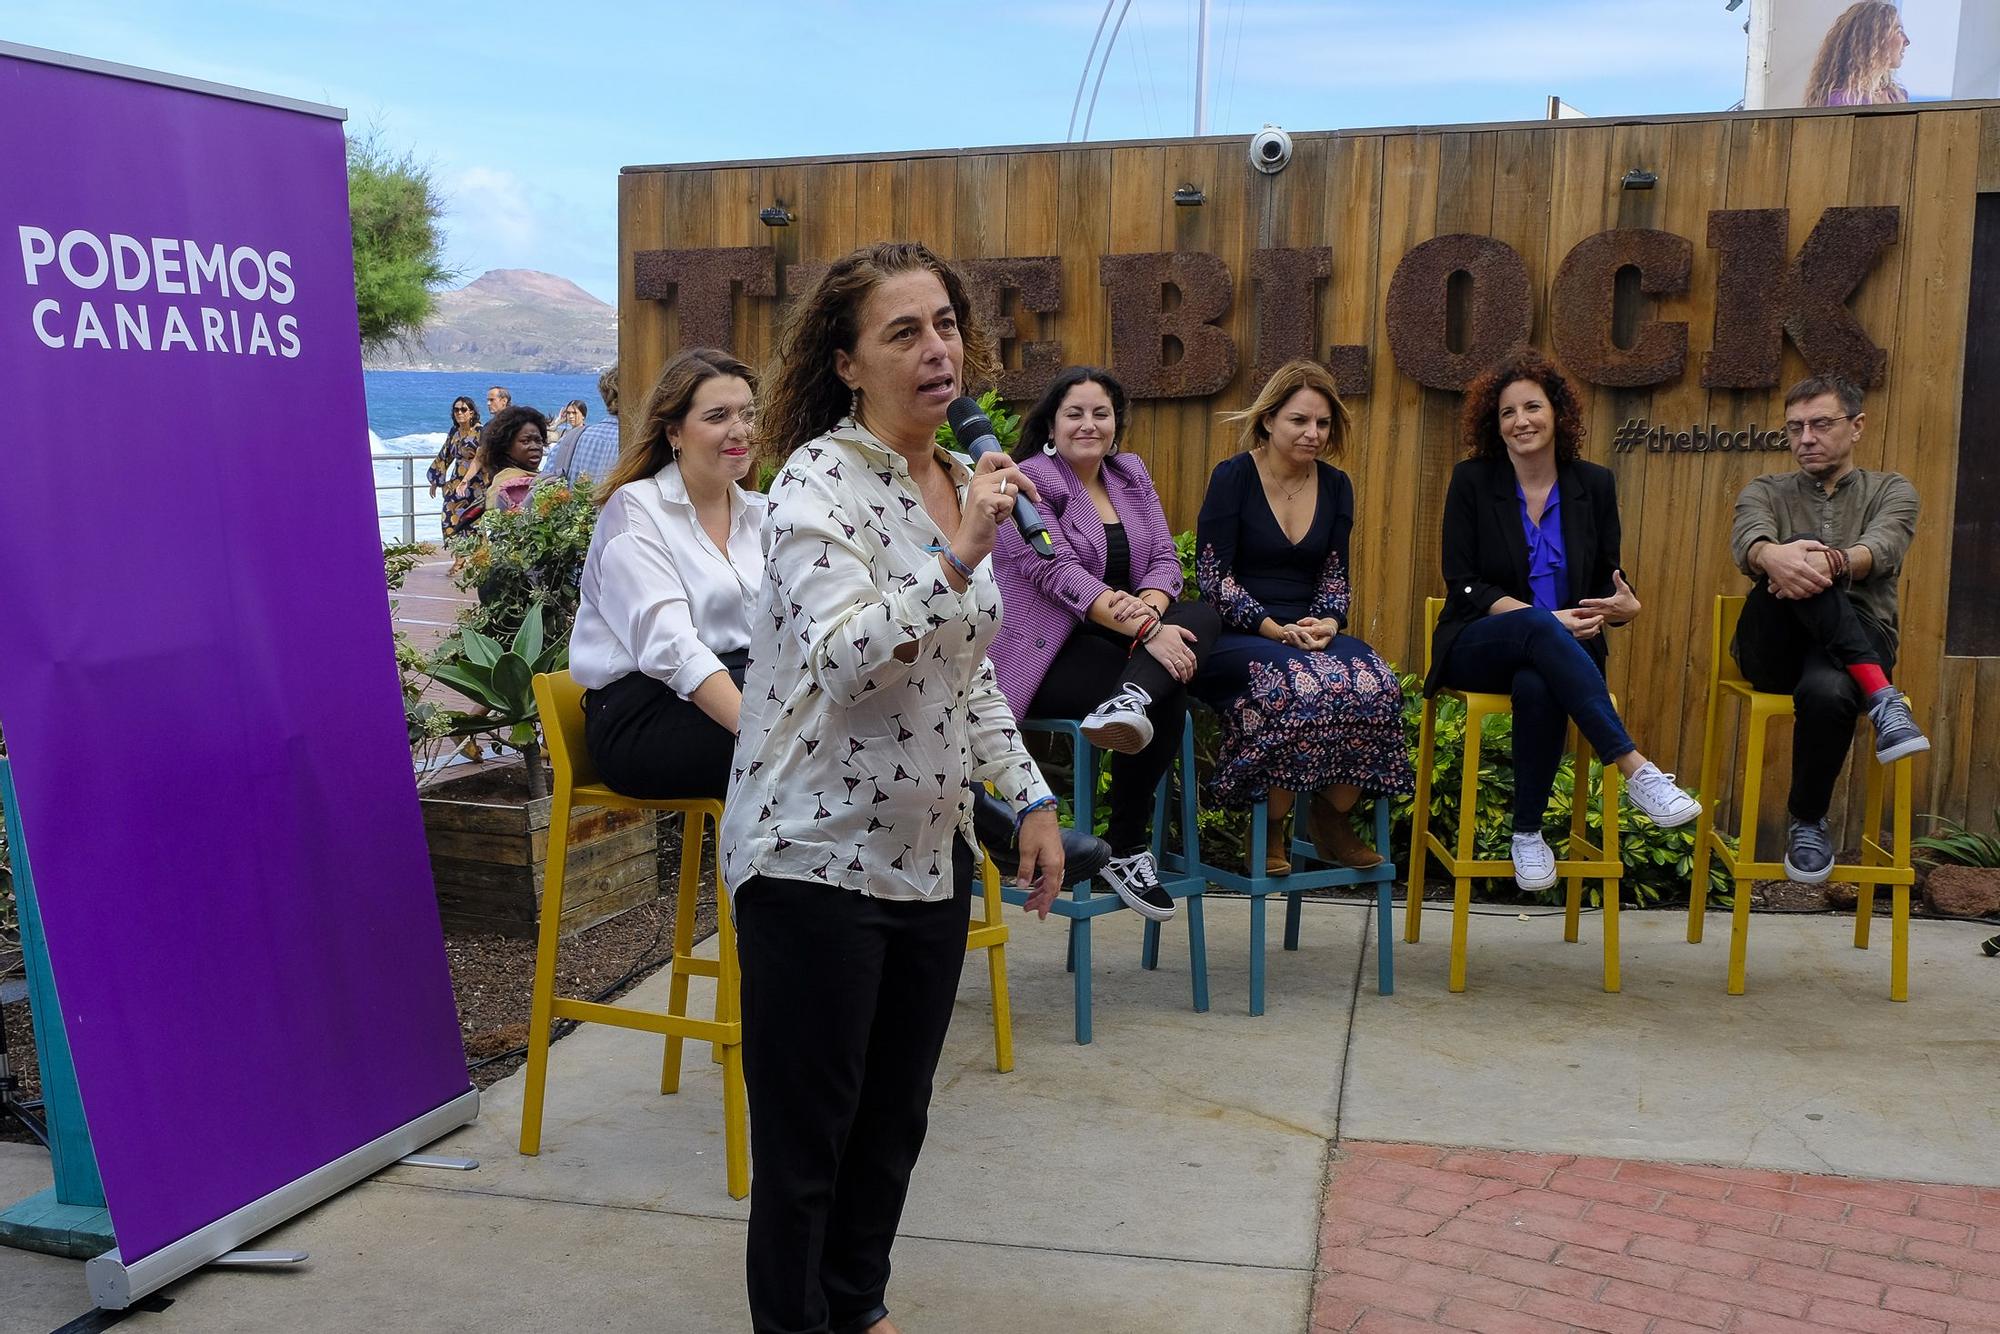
top-left (990, 367), bottom-right (1223, 922)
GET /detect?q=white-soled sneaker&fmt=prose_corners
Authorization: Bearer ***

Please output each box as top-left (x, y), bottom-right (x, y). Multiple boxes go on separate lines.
top-left (1079, 683), bottom-right (1154, 755)
top-left (1625, 761), bottom-right (1701, 828)
top-left (1101, 849), bottom-right (1175, 921)
top-left (1510, 831), bottom-right (1558, 892)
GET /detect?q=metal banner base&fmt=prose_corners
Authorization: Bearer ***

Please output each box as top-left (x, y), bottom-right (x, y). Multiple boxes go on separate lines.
top-left (84, 1086), bottom-right (478, 1309)
top-left (0, 1187), bottom-right (114, 1260)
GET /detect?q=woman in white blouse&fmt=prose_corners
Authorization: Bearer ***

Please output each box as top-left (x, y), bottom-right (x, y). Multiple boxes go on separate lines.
top-left (569, 348), bottom-right (763, 801)
top-left (721, 243), bottom-right (1061, 1334)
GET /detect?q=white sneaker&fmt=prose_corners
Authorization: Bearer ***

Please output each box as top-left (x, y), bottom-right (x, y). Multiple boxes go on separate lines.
top-left (1079, 683), bottom-right (1154, 754)
top-left (1511, 831), bottom-right (1558, 891)
top-left (1100, 849), bottom-right (1176, 920)
top-left (1625, 762), bottom-right (1701, 828)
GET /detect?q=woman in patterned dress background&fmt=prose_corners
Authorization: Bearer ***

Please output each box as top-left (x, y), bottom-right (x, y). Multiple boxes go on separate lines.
top-left (427, 395), bottom-right (482, 540)
top-left (1193, 359), bottom-right (1413, 873)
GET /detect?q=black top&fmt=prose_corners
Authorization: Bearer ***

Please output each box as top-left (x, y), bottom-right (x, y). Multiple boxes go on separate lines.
top-left (1196, 452), bottom-right (1354, 628)
top-left (1084, 521), bottom-right (1138, 645)
top-left (1427, 455), bottom-right (1625, 696)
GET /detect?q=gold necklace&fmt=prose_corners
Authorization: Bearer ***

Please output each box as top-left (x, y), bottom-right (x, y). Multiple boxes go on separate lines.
top-left (1263, 454), bottom-right (1313, 500)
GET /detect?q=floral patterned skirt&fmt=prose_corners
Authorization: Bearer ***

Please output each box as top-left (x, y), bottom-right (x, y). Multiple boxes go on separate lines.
top-left (1192, 631), bottom-right (1414, 807)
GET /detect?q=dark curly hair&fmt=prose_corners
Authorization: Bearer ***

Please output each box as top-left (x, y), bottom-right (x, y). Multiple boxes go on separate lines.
top-left (756, 241), bottom-right (999, 461)
top-left (1458, 350), bottom-right (1586, 463)
top-left (1013, 366), bottom-right (1128, 461)
top-left (476, 405), bottom-right (550, 475)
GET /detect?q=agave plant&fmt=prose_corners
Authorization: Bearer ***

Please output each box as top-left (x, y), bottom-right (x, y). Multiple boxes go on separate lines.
top-left (427, 600), bottom-right (568, 801)
top-left (1913, 811), bottom-right (2000, 869)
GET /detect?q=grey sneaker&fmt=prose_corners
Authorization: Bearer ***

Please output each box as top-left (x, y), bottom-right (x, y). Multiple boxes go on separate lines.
top-left (1080, 683), bottom-right (1154, 754)
top-left (1866, 687), bottom-right (1930, 764)
top-left (1101, 849), bottom-right (1175, 921)
top-left (1784, 816), bottom-right (1834, 885)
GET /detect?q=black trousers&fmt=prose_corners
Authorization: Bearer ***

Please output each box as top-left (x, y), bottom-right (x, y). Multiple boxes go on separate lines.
top-left (1731, 579), bottom-right (1895, 823)
top-left (735, 839), bottom-right (974, 1334)
top-left (1028, 598), bottom-right (1222, 853)
top-left (580, 652), bottom-right (745, 801)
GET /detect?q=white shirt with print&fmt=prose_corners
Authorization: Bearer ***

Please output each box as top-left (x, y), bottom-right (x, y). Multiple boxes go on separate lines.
top-left (720, 419), bottom-right (1052, 902)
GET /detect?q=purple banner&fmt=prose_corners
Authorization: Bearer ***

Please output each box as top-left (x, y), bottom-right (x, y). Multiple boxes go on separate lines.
top-left (0, 53), bottom-right (467, 1263)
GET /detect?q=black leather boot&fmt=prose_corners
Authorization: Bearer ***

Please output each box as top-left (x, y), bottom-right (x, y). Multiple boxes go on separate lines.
top-left (969, 788), bottom-right (1111, 889)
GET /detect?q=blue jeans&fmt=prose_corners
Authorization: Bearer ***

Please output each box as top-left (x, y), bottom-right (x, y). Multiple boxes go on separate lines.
top-left (1438, 608), bottom-right (1636, 833)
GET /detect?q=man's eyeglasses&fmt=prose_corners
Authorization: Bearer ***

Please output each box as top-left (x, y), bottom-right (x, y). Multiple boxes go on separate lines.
top-left (1783, 415), bottom-right (1853, 440)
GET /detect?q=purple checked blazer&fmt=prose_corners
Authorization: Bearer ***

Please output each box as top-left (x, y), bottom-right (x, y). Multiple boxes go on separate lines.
top-left (989, 449), bottom-right (1183, 715)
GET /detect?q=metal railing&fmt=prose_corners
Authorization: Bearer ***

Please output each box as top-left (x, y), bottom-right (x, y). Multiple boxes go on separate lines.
top-left (373, 452), bottom-right (442, 546)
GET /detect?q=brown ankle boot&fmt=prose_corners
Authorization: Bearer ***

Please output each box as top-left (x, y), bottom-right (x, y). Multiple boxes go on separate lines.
top-left (1265, 790), bottom-right (1294, 877)
top-left (1311, 790), bottom-right (1383, 869)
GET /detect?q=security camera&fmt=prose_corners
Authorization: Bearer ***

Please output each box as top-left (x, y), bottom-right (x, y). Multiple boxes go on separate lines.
top-left (1249, 125), bottom-right (1292, 175)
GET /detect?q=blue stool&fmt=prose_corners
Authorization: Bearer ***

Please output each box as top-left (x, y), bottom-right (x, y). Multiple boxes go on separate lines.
top-left (1179, 766), bottom-right (1396, 1015)
top-left (1015, 715), bottom-right (1209, 1044)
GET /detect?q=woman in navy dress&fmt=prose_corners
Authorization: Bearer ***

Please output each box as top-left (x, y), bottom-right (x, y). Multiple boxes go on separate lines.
top-left (1194, 359), bottom-right (1412, 872)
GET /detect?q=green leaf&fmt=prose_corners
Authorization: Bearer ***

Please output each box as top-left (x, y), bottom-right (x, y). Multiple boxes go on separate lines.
top-left (428, 662), bottom-right (503, 709)
top-left (514, 600), bottom-right (547, 666)
top-left (460, 629), bottom-right (502, 670)
top-left (491, 652), bottom-right (535, 710)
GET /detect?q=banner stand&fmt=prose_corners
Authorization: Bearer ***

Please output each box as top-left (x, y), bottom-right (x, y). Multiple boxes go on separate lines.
top-left (85, 1087), bottom-right (478, 1309)
top-left (0, 756), bottom-right (114, 1261)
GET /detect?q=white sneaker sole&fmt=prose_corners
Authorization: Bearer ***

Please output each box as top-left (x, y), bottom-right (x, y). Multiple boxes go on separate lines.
top-left (1103, 875), bottom-right (1176, 921)
top-left (1783, 854), bottom-right (1832, 886)
top-left (1080, 716), bottom-right (1153, 755)
top-left (1876, 734), bottom-right (1931, 764)
top-left (1512, 861), bottom-right (1559, 892)
top-left (1630, 796), bottom-right (1702, 829)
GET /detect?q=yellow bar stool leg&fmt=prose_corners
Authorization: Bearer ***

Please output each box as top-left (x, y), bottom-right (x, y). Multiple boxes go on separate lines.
top-left (1407, 698), bottom-right (1437, 945)
top-left (1891, 758), bottom-right (1912, 1002)
top-left (661, 807), bottom-right (704, 1094)
top-left (1856, 757), bottom-right (1884, 951)
top-left (982, 855), bottom-right (1015, 1073)
top-left (520, 789), bottom-right (574, 1155)
top-left (1727, 708), bottom-right (1768, 996)
top-left (715, 868), bottom-right (750, 1200)
top-left (1601, 756), bottom-right (1622, 994)
top-left (1689, 684), bottom-right (1725, 944)
top-left (1448, 704), bottom-right (1485, 994)
top-left (1564, 729), bottom-right (1585, 945)
top-left (705, 810), bottom-right (735, 1065)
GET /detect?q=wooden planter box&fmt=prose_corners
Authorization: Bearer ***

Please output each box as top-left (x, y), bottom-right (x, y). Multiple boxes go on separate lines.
top-left (420, 762), bottom-right (658, 938)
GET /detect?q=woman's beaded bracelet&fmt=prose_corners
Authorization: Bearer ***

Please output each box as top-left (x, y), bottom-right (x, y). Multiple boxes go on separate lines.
top-left (1016, 795), bottom-right (1058, 823)
top-left (938, 545), bottom-right (978, 582)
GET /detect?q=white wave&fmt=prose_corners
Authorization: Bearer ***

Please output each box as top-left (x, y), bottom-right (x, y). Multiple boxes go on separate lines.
top-left (376, 431), bottom-right (449, 455)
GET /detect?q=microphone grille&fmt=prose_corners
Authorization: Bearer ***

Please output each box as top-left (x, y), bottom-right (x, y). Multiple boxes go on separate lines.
top-left (945, 395), bottom-right (989, 439)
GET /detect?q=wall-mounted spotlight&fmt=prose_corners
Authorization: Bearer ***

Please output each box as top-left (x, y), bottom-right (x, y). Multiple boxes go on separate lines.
top-left (1620, 169), bottom-right (1658, 191)
top-left (1172, 183), bottom-right (1206, 207)
top-left (759, 205), bottom-right (794, 227)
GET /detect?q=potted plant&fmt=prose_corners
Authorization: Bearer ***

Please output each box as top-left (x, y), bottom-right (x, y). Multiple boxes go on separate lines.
top-left (1914, 811), bottom-right (2000, 918)
top-left (414, 479), bottom-right (661, 938)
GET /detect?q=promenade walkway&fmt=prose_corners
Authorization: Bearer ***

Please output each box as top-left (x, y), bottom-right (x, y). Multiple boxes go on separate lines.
top-left (2, 906), bottom-right (1995, 1332)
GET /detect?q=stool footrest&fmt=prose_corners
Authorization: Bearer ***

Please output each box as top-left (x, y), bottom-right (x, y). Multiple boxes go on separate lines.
top-left (552, 997), bottom-right (739, 1045)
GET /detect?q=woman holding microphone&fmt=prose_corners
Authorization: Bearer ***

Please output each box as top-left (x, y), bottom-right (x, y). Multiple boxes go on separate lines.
top-left (720, 241), bottom-right (1063, 1334)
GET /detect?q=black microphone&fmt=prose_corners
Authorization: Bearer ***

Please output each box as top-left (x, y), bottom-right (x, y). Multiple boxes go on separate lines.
top-left (946, 396), bottom-right (1056, 560)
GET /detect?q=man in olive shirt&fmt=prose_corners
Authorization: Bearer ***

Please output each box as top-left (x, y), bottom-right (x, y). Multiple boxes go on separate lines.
top-left (1729, 374), bottom-right (1928, 885)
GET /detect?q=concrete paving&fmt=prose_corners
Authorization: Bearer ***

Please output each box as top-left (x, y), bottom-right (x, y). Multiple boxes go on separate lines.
top-left (1348, 903), bottom-right (2000, 1184)
top-left (0, 900), bottom-right (1992, 1333)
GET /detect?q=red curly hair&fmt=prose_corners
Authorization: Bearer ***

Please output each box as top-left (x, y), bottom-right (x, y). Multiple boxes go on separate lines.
top-left (1457, 350), bottom-right (1587, 464)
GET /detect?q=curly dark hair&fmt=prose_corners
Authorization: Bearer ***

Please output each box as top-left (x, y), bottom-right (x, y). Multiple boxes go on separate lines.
top-left (756, 241), bottom-right (999, 460)
top-left (1458, 350), bottom-right (1587, 463)
top-left (1013, 366), bottom-right (1128, 460)
top-left (476, 405), bottom-right (550, 475)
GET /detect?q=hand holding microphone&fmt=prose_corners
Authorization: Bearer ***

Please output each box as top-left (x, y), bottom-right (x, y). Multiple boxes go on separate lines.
top-left (947, 396), bottom-right (1058, 560)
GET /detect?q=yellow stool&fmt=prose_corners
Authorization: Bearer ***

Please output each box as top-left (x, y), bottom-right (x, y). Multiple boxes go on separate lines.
top-left (520, 670), bottom-right (748, 1199)
top-left (1687, 596), bottom-right (1917, 1000)
top-left (967, 830), bottom-right (1015, 1074)
top-left (1407, 598), bottom-right (1625, 993)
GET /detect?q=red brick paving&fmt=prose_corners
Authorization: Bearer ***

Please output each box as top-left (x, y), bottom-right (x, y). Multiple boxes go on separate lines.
top-left (1315, 1143), bottom-right (2000, 1333)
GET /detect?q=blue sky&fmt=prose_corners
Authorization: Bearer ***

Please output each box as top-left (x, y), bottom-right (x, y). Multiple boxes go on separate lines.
top-left (7, 1), bottom-right (1753, 303)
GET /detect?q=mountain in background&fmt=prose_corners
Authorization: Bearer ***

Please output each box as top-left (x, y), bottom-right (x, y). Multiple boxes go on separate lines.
top-left (363, 269), bottom-right (616, 373)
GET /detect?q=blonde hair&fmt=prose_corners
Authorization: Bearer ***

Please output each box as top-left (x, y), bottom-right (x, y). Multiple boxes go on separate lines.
top-left (1803, 2), bottom-right (1909, 107)
top-left (1219, 359), bottom-right (1352, 460)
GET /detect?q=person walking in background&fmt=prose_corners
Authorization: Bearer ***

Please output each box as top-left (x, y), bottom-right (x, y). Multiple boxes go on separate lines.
top-left (471, 405), bottom-right (549, 519)
top-left (721, 241), bottom-right (1062, 1334)
top-left (485, 384), bottom-right (512, 418)
top-left (1193, 359), bottom-right (1412, 874)
top-left (1803, 1), bottom-right (1910, 107)
top-left (990, 366), bottom-right (1222, 921)
top-left (550, 366), bottom-right (622, 489)
top-left (569, 349), bottom-right (761, 802)
top-left (428, 395), bottom-right (483, 540)
top-left (545, 398), bottom-right (588, 472)
top-left (1427, 350), bottom-right (1699, 892)
top-left (1728, 374), bottom-right (1926, 885)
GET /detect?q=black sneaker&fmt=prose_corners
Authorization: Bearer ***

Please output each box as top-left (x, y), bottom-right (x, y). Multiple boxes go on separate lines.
top-left (969, 788), bottom-right (1110, 888)
top-left (1866, 686), bottom-right (1930, 764)
top-left (1100, 849), bottom-right (1176, 921)
top-left (1783, 816), bottom-right (1834, 885)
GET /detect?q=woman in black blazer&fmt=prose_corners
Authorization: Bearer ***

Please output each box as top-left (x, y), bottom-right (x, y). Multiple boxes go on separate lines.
top-left (1428, 351), bottom-right (1699, 892)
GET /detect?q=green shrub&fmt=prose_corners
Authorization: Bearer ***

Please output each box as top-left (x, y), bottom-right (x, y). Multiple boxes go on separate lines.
top-left (934, 389), bottom-right (1022, 453)
top-left (1913, 811), bottom-right (2000, 868)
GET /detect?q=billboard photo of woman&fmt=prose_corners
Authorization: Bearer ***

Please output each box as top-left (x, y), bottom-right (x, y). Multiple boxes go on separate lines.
top-left (1803, 1), bottom-right (1912, 105)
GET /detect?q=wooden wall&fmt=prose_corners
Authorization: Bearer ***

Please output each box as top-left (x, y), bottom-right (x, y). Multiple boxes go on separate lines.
top-left (620, 104), bottom-right (2000, 834)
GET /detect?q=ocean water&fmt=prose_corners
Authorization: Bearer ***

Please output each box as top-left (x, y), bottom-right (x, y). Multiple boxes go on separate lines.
top-left (365, 370), bottom-right (600, 544)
